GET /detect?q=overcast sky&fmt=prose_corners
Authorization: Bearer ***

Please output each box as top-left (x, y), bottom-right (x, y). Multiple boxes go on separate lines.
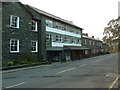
top-left (19, 0), bottom-right (119, 40)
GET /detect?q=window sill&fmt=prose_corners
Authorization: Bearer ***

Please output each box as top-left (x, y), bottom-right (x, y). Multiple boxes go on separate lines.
top-left (31, 30), bottom-right (38, 32)
top-left (10, 51), bottom-right (19, 53)
top-left (10, 26), bottom-right (19, 29)
top-left (31, 51), bottom-right (38, 53)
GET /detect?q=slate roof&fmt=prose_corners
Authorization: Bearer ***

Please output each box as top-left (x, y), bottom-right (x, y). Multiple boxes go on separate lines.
top-left (25, 5), bottom-right (83, 30)
top-left (83, 35), bottom-right (102, 42)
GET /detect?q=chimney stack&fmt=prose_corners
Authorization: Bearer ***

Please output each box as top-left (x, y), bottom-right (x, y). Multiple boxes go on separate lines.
top-left (83, 33), bottom-right (88, 36)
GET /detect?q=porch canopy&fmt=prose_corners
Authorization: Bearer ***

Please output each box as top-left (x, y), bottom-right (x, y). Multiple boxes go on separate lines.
top-left (64, 46), bottom-right (90, 50)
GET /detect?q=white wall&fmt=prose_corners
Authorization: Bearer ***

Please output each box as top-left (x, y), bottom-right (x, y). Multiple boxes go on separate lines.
top-left (46, 26), bottom-right (81, 38)
top-left (46, 26), bottom-right (82, 47)
top-left (52, 42), bottom-right (81, 47)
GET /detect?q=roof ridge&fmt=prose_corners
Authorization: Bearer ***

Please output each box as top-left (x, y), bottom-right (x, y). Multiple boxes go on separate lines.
top-left (26, 5), bottom-right (83, 30)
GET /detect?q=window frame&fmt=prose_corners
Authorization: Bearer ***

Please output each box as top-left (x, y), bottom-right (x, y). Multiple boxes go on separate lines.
top-left (84, 39), bottom-right (87, 45)
top-left (10, 39), bottom-right (19, 53)
top-left (93, 41), bottom-right (95, 45)
top-left (46, 19), bottom-right (53, 27)
top-left (31, 41), bottom-right (38, 52)
top-left (70, 37), bottom-right (77, 44)
top-left (64, 36), bottom-right (70, 43)
top-left (89, 40), bottom-right (91, 45)
top-left (55, 35), bottom-right (62, 42)
top-left (10, 15), bottom-right (19, 28)
top-left (77, 39), bottom-right (81, 44)
top-left (31, 20), bottom-right (38, 32)
top-left (71, 38), bottom-right (74, 43)
top-left (85, 50), bottom-right (88, 55)
top-left (46, 33), bottom-right (52, 41)
top-left (73, 38), bottom-right (77, 44)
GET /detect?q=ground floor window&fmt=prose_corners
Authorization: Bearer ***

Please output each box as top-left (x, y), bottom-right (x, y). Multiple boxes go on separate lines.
top-left (31, 41), bottom-right (38, 52)
top-left (10, 39), bottom-right (19, 53)
top-left (85, 50), bottom-right (88, 55)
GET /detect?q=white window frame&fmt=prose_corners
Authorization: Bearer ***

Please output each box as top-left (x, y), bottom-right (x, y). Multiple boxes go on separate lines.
top-left (89, 40), bottom-right (91, 45)
top-left (77, 39), bottom-right (81, 44)
top-left (10, 39), bottom-right (19, 53)
top-left (58, 23), bottom-right (61, 29)
top-left (31, 41), bottom-right (38, 52)
top-left (99, 42), bottom-right (102, 46)
top-left (46, 33), bottom-right (52, 41)
top-left (31, 20), bottom-right (38, 32)
top-left (56, 35), bottom-right (62, 42)
top-left (10, 15), bottom-right (19, 28)
top-left (64, 36), bottom-right (70, 43)
top-left (85, 39), bottom-right (87, 45)
top-left (71, 38), bottom-right (74, 43)
top-left (74, 38), bottom-right (77, 44)
top-left (93, 41), bottom-right (95, 45)
top-left (46, 19), bottom-right (53, 27)
top-left (85, 50), bottom-right (88, 55)
top-left (46, 20), bottom-right (49, 26)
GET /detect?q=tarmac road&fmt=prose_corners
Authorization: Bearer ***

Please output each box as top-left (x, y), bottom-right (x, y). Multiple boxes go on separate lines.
top-left (1, 53), bottom-right (119, 89)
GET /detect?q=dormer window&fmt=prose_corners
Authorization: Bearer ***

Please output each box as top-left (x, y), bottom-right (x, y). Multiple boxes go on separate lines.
top-left (31, 20), bottom-right (38, 32)
top-left (10, 15), bottom-right (19, 28)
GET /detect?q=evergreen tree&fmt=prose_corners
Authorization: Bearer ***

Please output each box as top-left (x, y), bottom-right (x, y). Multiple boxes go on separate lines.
top-left (103, 16), bottom-right (120, 52)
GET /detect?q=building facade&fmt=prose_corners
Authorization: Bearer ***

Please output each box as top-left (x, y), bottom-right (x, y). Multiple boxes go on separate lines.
top-left (102, 43), bottom-right (109, 54)
top-left (1, 2), bottom-right (46, 65)
top-left (82, 33), bottom-right (108, 57)
top-left (1, 1), bottom-right (85, 65)
top-left (26, 5), bottom-right (85, 62)
top-left (45, 17), bottom-right (84, 61)
top-left (0, 1), bottom-right (109, 66)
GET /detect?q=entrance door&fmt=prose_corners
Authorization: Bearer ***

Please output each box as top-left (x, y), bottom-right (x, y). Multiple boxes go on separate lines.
top-left (65, 52), bottom-right (71, 61)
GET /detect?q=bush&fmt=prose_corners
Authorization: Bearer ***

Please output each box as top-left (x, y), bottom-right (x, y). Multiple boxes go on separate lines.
top-left (17, 53), bottom-right (37, 65)
top-left (40, 60), bottom-right (48, 62)
top-left (7, 61), bottom-right (14, 66)
top-left (3, 53), bottom-right (49, 67)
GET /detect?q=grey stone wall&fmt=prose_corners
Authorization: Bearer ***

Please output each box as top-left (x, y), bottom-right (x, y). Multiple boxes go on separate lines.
top-left (0, 1), bottom-right (2, 67)
top-left (25, 6), bottom-right (47, 61)
top-left (0, 1), bottom-right (2, 89)
top-left (2, 2), bottom-right (40, 64)
top-left (82, 37), bottom-right (100, 55)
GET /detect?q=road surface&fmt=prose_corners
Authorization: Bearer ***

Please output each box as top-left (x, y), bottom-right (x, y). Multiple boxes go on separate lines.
top-left (1, 53), bottom-right (119, 89)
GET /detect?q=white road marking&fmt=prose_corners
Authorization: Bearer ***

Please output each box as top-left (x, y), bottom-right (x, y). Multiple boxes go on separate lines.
top-left (57, 67), bottom-right (76, 74)
top-left (5, 82), bottom-right (26, 88)
top-left (94, 59), bottom-right (104, 63)
top-left (79, 64), bottom-right (87, 67)
top-left (16, 65), bottom-right (51, 70)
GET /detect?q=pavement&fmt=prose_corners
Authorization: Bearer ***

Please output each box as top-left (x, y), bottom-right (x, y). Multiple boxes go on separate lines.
top-left (0, 61), bottom-right (51, 71)
top-left (1, 53), bottom-right (120, 89)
